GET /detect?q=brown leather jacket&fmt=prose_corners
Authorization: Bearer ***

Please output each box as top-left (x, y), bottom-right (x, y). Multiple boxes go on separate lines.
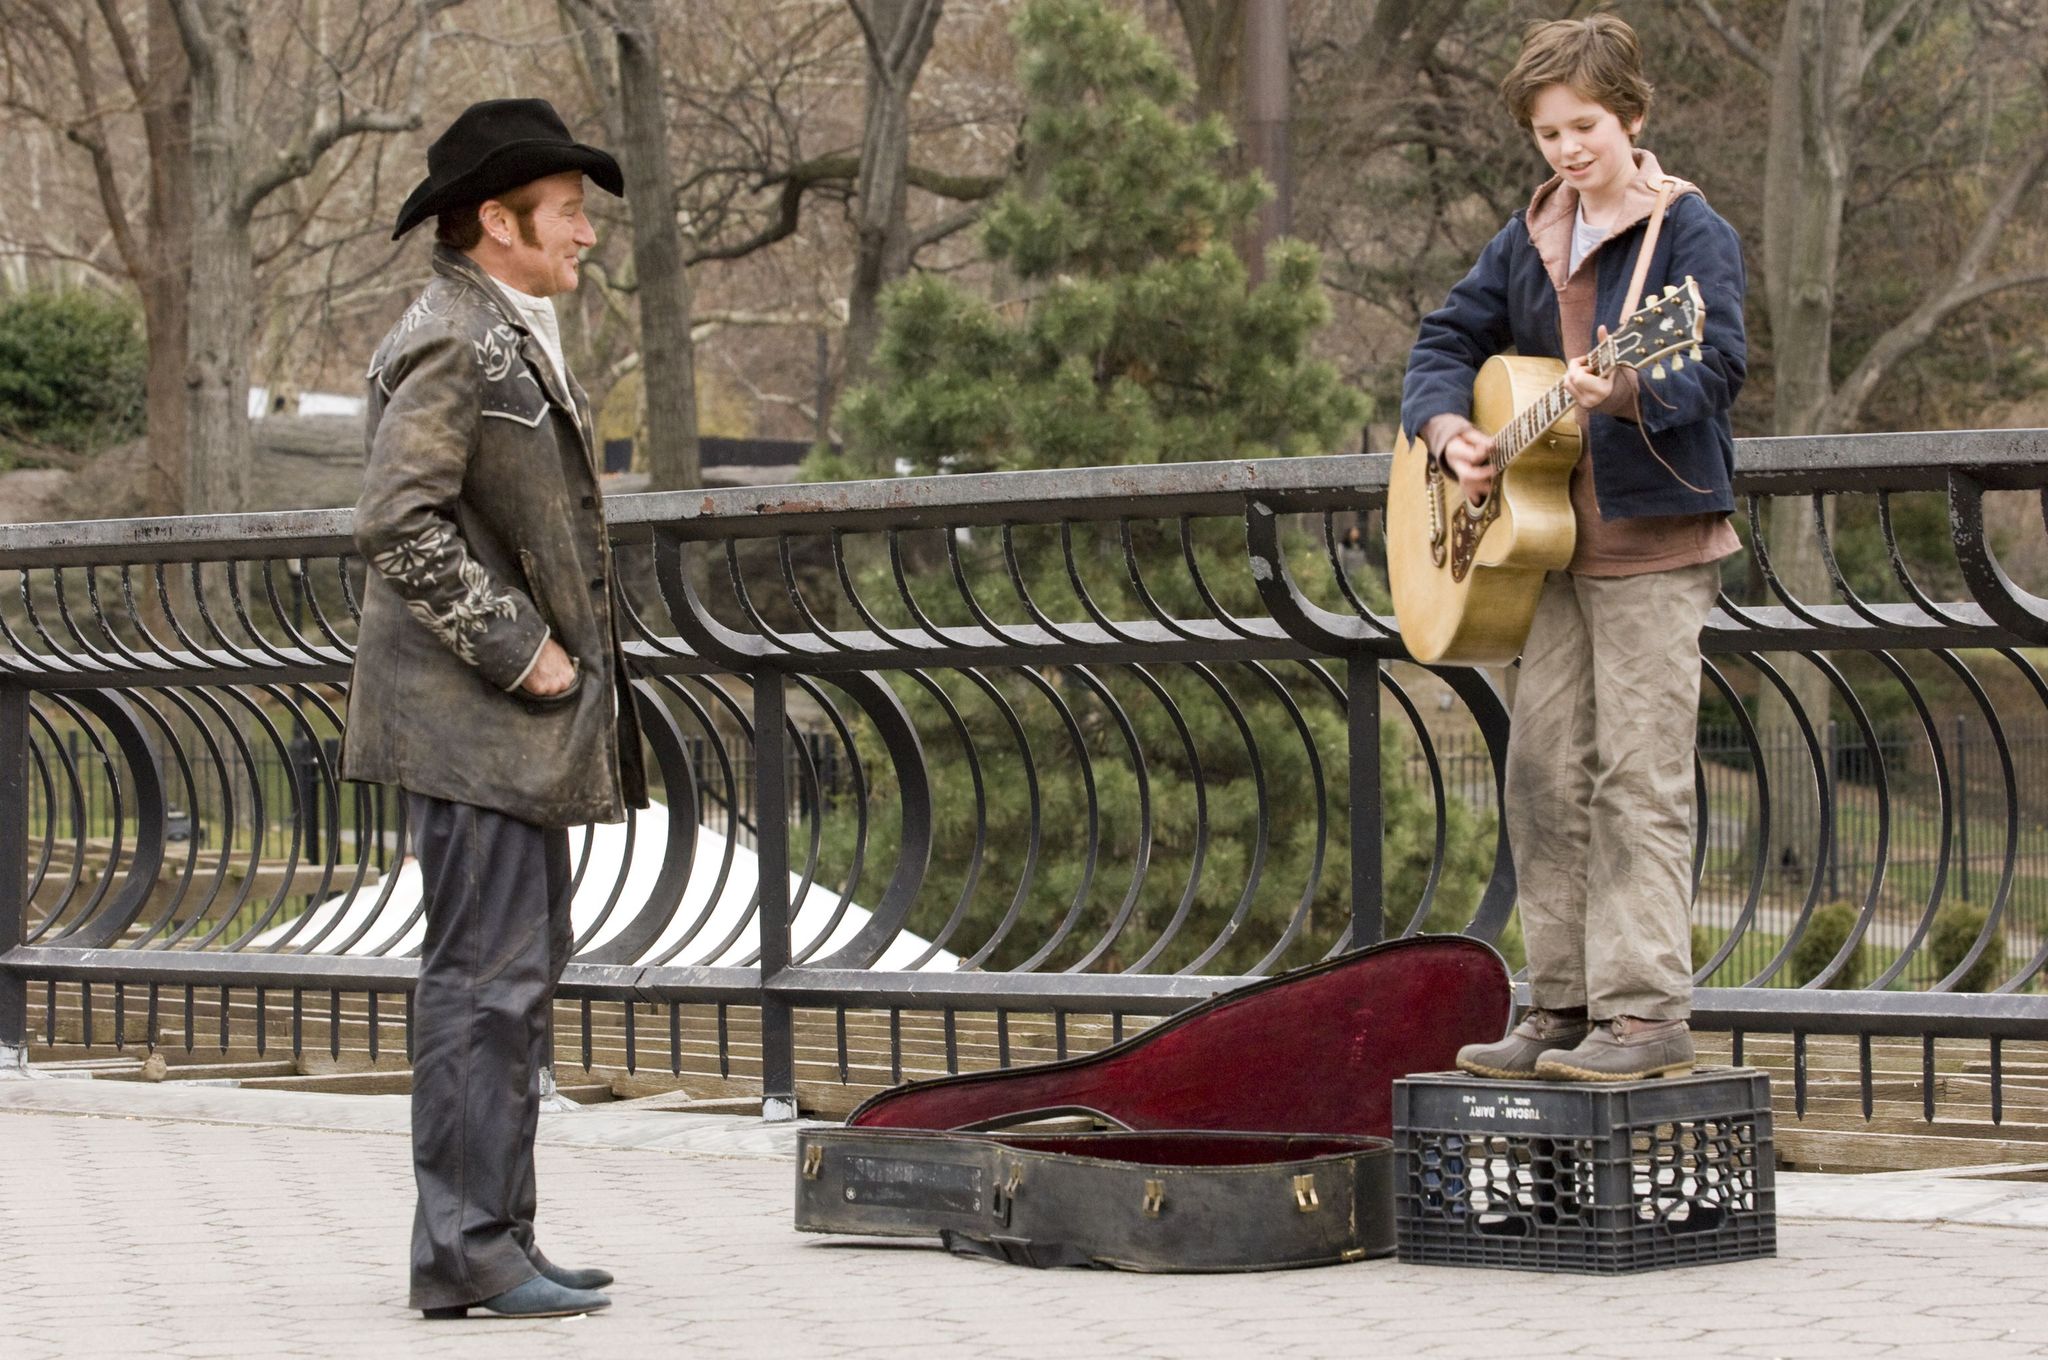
top-left (342, 245), bottom-right (647, 827)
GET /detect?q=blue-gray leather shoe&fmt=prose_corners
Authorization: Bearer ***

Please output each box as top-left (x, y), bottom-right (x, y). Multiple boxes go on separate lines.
top-left (421, 1275), bottom-right (611, 1320)
top-left (539, 1261), bottom-right (614, 1291)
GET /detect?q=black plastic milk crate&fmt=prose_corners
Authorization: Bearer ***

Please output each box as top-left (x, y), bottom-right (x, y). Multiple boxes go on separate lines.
top-left (1393, 1067), bottom-right (1774, 1274)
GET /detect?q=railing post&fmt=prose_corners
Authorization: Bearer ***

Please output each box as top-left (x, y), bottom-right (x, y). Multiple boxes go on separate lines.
top-left (1955, 713), bottom-right (1969, 902)
top-left (1348, 658), bottom-right (1383, 947)
top-left (753, 669), bottom-right (797, 1121)
top-left (1, 684), bottom-right (31, 1074)
top-left (1825, 720), bottom-right (1840, 903)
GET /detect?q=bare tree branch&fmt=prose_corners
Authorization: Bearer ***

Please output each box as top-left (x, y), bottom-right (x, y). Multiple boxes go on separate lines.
top-left (686, 171), bottom-right (817, 265)
top-left (1690, 0), bottom-right (1770, 74)
top-left (163, 0), bottom-right (215, 81)
top-left (715, 346), bottom-right (835, 444)
top-left (909, 202), bottom-right (982, 255)
top-left (1825, 267), bottom-right (2048, 430)
top-left (241, 108), bottom-right (420, 213)
top-left (844, 0), bottom-right (885, 68)
top-left (90, 0), bottom-right (148, 96)
top-left (10, 0), bottom-right (144, 279)
top-left (240, 1), bottom-right (458, 215)
top-left (885, 0), bottom-right (942, 82)
top-left (683, 148), bottom-right (1001, 268)
top-left (1945, 131), bottom-right (2048, 287)
top-left (1823, 134), bottom-right (2048, 428)
top-left (556, 0), bottom-right (622, 130)
top-left (0, 240), bottom-right (129, 280)
top-left (1860, 0), bottom-right (1934, 82)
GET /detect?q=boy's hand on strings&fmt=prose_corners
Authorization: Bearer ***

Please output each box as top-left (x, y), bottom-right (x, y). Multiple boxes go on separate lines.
top-left (1564, 325), bottom-right (1617, 410)
top-left (1425, 414), bottom-right (1497, 506)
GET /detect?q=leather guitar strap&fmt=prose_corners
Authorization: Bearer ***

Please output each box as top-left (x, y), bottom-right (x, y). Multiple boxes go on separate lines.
top-left (1621, 175), bottom-right (1678, 323)
top-left (1616, 174), bottom-right (1713, 495)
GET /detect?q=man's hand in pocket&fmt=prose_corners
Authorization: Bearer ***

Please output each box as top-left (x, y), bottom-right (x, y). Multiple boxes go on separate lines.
top-left (521, 638), bottom-right (578, 697)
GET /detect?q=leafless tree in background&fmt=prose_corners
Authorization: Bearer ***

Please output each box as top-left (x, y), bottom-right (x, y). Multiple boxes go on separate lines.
top-left (840, 0), bottom-right (945, 391)
top-left (2, 0), bottom-right (193, 514)
top-left (172, 0), bottom-right (465, 513)
top-left (1694, 0), bottom-right (2048, 867)
top-left (562, 0), bottom-right (701, 494)
top-left (3, 0), bottom-right (2041, 532)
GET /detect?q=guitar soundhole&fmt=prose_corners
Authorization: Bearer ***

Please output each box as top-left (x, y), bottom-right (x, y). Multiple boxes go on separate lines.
top-left (1449, 497), bottom-right (1499, 583)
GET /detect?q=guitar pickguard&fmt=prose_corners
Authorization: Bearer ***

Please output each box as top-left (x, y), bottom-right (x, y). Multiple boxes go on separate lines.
top-left (1449, 496), bottom-right (1499, 583)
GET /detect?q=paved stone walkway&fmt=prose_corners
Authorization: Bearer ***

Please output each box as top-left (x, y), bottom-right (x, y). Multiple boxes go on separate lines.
top-left (4, 1080), bottom-right (2048, 1359)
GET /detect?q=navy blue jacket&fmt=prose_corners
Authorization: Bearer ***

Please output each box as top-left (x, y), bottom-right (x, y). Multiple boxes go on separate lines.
top-left (1400, 192), bottom-right (1747, 520)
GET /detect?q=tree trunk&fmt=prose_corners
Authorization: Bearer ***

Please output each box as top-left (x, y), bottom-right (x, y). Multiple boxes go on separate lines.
top-left (841, 0), bottom-right (943, 409)
top-left (182, 13), bottom-right (253, 516)
top-left (1241, 0), bottom-right (1287, 274)
top-left (613, 0), bottom-right (699, 494)
top-left (140, 0), bottom-right (193, 517)
top-left (1749, 0), bottom-right (1863, 879)
top-left (1171, 0), bottom-right (1244, 122)
top-left (1760, 0), bottom-right (1854, 440)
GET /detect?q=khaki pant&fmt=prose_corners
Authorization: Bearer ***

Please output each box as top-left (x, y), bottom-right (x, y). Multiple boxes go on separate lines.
top-left (1504, 562), bottom-right (1719, 1021)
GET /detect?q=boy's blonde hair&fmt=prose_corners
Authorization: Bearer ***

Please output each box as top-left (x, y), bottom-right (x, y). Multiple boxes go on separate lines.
top-left (1500, 13), bottom-right (1654, 131)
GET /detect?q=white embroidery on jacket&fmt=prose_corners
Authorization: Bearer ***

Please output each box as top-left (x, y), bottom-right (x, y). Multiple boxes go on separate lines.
top-left (474, 324), bottom-right (523, 383)
top-left (371, 523), bottom-right (520, 665)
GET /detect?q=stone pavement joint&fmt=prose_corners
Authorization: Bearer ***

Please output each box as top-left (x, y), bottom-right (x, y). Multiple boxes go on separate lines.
top-left (4, 1081), bottom-right (2048, 1359)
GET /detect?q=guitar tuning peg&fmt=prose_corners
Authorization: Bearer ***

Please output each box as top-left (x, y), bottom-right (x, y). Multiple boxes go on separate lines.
top-left (1651, 363), bottom-right (1667, 380)
top-left (1689, 345), bottom-right (1702, 361)
top-left (1670, 355), bottom-right (1686, 372)
top-left (1663, 284), bottom-right (1679, 298)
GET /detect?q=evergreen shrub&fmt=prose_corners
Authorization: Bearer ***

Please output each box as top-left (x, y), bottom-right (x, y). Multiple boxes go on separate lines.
top-left (1928, 901), bottom-right (2001, 992)
top-left (0, 288), bottom-right (147, 460)
top-left (1789, 900), bottom-right (1865, 988)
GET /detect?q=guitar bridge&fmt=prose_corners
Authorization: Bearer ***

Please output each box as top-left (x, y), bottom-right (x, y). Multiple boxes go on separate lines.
top-left (1449, 496), bottom-right (1499, 583)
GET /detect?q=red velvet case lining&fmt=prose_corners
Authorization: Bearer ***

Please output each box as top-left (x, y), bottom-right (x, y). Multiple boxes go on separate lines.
top-left (847, 935), bottom-right (1511, 1140)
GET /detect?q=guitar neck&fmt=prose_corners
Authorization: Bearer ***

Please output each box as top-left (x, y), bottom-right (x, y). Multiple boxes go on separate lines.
top-left (1494, 344), bottom-right (1614, 470)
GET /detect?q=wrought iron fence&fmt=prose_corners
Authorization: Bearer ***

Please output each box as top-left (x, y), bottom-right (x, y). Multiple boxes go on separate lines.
top-left (1411, 719), bottom-right (2048, 994)
top-left (2, 430), bottom-right (2046, 1121)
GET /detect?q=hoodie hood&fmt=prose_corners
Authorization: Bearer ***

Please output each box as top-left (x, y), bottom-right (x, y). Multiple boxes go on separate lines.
top-left (1525, 148), bottom-right (1700, 295)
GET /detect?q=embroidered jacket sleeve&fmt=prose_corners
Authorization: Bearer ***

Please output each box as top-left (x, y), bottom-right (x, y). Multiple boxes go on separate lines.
top-left (1401, 217), bottom-right (1521, 444)
top-left (356, 326), bottom-right (551, 691)
top-left (1630, 196), bottom-right (1747, 435)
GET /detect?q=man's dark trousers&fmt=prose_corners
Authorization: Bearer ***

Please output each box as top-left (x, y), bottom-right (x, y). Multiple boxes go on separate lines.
top-left (406, 792), bottom-right (573, 1311)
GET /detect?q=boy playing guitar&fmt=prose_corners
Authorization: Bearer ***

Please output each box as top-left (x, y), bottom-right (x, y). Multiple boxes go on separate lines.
top-left (1399, 14), bottom-right (1748, 1081)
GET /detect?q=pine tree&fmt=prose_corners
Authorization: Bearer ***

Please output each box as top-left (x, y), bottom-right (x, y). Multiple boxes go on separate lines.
top-left (810, 0), bottom-right (1494, 974)
top-left (826, 0), bottom-right (1359, 478)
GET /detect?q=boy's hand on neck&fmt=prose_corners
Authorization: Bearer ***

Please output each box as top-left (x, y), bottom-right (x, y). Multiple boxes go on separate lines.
top-left (1564, 325), bottom-right (1618, 410)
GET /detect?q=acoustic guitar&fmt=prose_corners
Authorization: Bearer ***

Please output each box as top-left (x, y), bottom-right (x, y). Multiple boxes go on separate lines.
top-left (1387, 277), bottom-right (1707, 666)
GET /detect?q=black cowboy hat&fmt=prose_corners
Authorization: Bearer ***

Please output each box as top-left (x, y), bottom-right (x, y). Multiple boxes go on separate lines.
top-left (392, 98), bottom-right (623, 240)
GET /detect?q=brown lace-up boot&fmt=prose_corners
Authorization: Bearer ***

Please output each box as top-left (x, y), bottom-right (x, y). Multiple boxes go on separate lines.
top-left (1455, 1006), bottom-right (1591, 1079)
top-left (1534, 1016), bottom-right (1695, 1082)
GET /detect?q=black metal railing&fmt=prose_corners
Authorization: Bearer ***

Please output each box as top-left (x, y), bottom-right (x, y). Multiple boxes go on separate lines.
top-left (2, 430), bottom-right (2046, 1121)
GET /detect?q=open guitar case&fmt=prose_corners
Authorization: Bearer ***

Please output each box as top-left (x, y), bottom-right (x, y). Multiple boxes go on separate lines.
top-left (794, 935), bottom-right (1511, 1272)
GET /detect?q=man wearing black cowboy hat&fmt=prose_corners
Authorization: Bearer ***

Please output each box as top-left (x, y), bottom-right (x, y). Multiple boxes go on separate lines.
top-left (344, 97), bottom-right (648, 1321)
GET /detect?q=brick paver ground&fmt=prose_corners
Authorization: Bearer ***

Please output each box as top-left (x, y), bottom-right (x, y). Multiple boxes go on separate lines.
top-left (3, 1081), bottom-right (2047, 1359)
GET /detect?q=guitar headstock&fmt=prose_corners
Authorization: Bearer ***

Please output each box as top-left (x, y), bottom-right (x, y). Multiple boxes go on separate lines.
top-left (1603, 276), bottom-right (1706, 380)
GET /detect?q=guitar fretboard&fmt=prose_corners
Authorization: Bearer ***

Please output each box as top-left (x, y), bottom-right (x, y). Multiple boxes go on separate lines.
top-left (1494, 342), bottom-right (1614, 471)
